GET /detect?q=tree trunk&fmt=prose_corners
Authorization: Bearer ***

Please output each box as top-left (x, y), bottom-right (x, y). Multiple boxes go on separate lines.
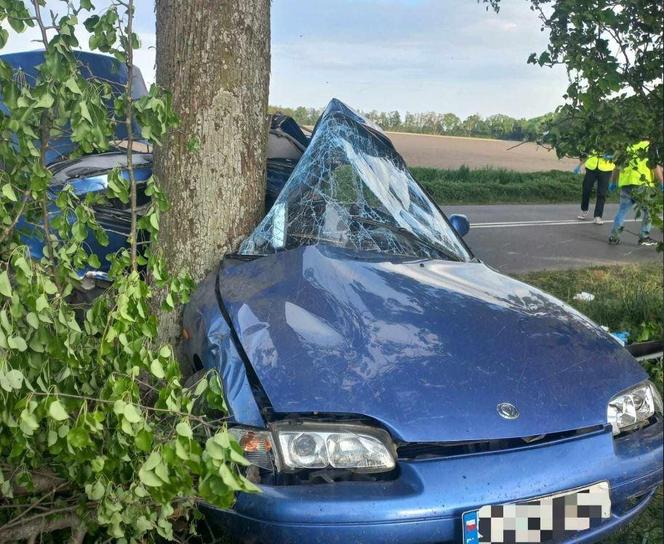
top-left (154, 0), bottom-right (270, 346)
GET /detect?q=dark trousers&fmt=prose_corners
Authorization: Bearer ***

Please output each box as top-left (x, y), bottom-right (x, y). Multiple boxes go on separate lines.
top-left (581, 168), bottom-right (611, 217)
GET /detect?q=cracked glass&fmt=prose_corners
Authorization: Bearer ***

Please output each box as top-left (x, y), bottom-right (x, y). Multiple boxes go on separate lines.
top-left (240, 99), bottom-right (470, 262)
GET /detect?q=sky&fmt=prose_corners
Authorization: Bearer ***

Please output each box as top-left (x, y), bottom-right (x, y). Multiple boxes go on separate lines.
top-left (3, 0), bottom-right (570, 119)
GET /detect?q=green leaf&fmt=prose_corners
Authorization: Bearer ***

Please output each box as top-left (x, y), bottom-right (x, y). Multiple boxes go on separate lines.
top-left (154, 462), bottom-right (170, 483)
top-left (123, 404), bottom-right (142, 423)
top-left (2, 184), bottom-right (17, 202)
top-left (5, 369), bottom-right (24, 390)
top-left (8, 336), bottom-right (27, 352)
top-left (35, 92), bottom-right (55, 108)
top-left (65, 77), bottom-right (83, 95)
top-left (87, 480), bottom-right (105, 501)
top-left (35, 294), bottom-right (49, 312)
top-left (175, 421), bottom-right (193, 439)
top-left (205, 438), bottom-right (225, 461)
top-left (150, 359), bottom-right (165, 379)
top-left (67, 427), bottom-right (90, 448)
top-left (26, 312), bottom-right (39, 329)
top-left (79, 101), bottom-right (93, 123)
top-left (143, 451), bottom-right (161, 471)
top-left (20, 411), bottom-right (39, 436)
top-left (219, 464), bottom-right (241, 490)
top-left (0, 271), bottom-right (12, 297)
top-left (49, 400), bottom-right (69, 421)
top-left (42, 279), bottom-right (58, 295)
top-left (139, 468), bottom-right (162, 487)
top-left (135, 429), bottom-right (153, 452)
top-left (88, 253), bottom-right (101, 268)
top-left (159, 345), bottom-right (172, 358)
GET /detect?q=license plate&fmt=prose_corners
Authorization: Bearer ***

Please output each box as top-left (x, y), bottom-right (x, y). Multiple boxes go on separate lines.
top-left (462, 481), bottom-right (611, 543)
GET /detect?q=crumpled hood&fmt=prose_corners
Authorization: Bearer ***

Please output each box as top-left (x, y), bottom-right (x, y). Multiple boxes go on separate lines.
top-left (219, 245), bottom-right (646, 443)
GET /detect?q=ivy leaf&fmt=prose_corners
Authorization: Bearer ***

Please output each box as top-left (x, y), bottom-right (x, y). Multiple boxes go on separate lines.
top-left (49, 400), bottom-right (69, 421)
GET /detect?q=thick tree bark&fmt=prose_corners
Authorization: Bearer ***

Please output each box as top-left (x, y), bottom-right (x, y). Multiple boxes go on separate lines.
top-left (154, 0), bottom-right (270, 345)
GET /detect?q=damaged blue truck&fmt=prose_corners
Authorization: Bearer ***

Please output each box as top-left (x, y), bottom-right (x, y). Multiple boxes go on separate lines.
top-left (4, 51), bottom-right (663, 544)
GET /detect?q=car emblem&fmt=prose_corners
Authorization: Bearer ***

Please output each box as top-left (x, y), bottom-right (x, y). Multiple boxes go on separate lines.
top-left (497, 402), bottom-right (520, 420)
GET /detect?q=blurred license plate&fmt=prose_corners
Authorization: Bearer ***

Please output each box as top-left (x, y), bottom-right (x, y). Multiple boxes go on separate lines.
top-left (462, 482), bottom-right (611, 543)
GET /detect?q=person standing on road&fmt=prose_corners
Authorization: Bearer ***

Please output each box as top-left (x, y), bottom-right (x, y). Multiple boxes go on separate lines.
top-left (576, 152), bottom-right (615, 224)
top-left (608, 140), bottom-right (663, 246)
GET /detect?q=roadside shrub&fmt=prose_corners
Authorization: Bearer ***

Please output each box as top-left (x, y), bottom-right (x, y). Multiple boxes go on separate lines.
top-left (411, 166), bottom-right (617, 205)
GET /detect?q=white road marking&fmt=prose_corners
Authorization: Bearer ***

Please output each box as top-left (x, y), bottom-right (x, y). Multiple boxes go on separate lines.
top-left (472, 219), bottom-right (640, 229)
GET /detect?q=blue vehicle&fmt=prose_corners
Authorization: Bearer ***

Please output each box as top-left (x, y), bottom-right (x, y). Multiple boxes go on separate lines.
top-left (182, 100), bottom-right (663, 543)
top-left (3, 51), bottom-right (307, 284)
top-left (5, 52), bottom-right (662, 544)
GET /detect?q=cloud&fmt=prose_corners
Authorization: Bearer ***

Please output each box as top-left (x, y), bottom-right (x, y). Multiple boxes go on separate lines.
top-left (270, 0), bottom-right (569, 117)
top-left (2, 0), bottom-right (569, 118)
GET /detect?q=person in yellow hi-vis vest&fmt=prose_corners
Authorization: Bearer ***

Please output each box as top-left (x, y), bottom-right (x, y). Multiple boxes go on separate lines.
top-left (608, 140), bottom-right (663, 246)
top-left (576, 153), bottom-right (615, 224)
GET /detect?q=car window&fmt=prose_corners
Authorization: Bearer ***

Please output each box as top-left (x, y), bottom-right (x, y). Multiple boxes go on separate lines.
top-left (240, 101), bottom-right (470, 261)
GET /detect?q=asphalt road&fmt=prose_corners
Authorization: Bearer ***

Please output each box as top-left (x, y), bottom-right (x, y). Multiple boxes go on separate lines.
top-left (443, 203), bottom-right (663, 274)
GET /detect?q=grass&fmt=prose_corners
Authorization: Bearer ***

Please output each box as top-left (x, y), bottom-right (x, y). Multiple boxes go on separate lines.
top-left (410, 165), bottom-right (619, 205)
top-left (516, 263), bottom-right (663, 345)
top-left (517, 263), bottom-right (663, 544)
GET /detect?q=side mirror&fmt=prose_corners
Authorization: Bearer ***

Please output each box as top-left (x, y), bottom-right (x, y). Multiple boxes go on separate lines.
top-left (449, 214), bottom-right (470, 237)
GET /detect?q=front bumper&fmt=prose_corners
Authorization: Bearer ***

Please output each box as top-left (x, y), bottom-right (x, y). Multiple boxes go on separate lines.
top-left (203, 420), bottom-right (663, 543)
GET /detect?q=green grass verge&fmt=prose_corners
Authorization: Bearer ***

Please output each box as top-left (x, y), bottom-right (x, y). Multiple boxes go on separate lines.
top-left (411, 165), bottom-right (618, 205)
top-left (516, 263), bottom-right (663, 345)
top-left (517, 263), bottom-right (663, 544)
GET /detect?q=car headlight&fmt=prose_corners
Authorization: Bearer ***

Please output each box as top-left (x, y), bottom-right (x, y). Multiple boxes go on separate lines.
top-left (607, 381), bottom-right (663, 436)
top-left (272, 422), bottom-right (396, 473)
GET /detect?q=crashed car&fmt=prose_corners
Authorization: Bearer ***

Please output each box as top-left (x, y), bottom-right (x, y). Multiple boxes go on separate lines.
top-left (2, 51), bottom-right (307, 286)
top-left (5, 51), bottom-right (662, 544)
top-left (182, 100), bottom-right (663, 543)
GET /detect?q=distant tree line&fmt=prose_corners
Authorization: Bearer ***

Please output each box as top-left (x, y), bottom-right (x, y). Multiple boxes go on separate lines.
top-left (269, 105), bottom-right (554, 142)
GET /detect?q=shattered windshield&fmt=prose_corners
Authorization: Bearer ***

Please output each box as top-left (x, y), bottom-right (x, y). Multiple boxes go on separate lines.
top-left (240, 99), bottom-right (470, 261)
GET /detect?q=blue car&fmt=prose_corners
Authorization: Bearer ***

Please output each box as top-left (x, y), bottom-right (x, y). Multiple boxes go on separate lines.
top-left (6, 52), bottom-right (662, 544)
top-left (182, 100), bottom-right (663, 543)
top-left (3, 51), bottom-right (307, 285)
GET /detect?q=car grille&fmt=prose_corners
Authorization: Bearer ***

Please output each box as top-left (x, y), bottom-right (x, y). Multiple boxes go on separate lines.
top-left (397, 425), bottom-right (605, 460)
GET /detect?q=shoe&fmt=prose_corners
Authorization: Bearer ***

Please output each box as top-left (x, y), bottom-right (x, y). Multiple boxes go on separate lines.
top-left (608, 234), bottom-right (621, 245)
top-left (578, 211), bottom-right (589, 220)
top-left (593, 217), bottom-right (604, 225)
top-left (638, 236), bottom-right (658, 246)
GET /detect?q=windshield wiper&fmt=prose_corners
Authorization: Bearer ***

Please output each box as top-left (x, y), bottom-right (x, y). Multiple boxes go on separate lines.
top-left (351, 216), bottom-right (462, 262)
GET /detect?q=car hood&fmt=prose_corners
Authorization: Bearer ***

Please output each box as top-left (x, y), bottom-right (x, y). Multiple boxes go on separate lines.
top-left (219, 245), bottom-right (646, 443)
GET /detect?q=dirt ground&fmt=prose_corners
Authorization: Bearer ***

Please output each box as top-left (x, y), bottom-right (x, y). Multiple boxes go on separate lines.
top-left (387, 131), bottom-right (578, 172)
